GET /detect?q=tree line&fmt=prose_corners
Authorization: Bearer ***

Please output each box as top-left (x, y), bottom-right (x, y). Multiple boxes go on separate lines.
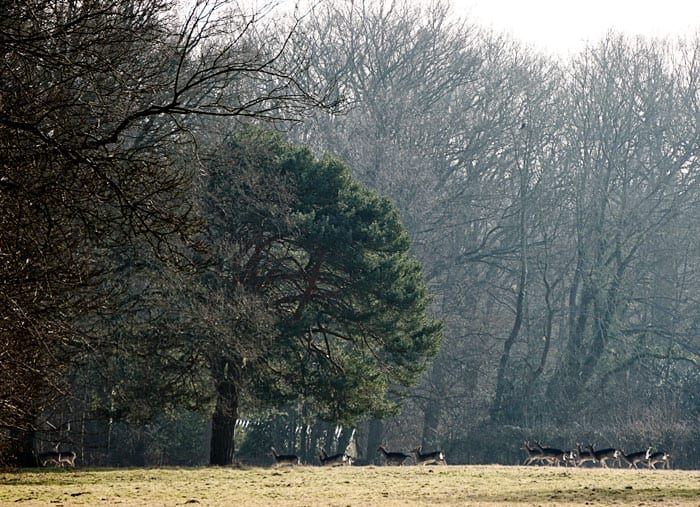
top-left (2, 0), bottom-right (700, 468)
top-left (0, 0), bottom-right (440, 467)
top-left (286, 1), bottom-right (700, 468)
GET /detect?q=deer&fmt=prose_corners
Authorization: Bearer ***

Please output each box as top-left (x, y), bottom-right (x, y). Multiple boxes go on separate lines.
top-left (587, 445), bottom-right (619, 468)
top-left (619, 447), bottom-right (652, 469)
top-left (646, 450), bottom-right (671, 469)
top-left (520, 441), bottom-right (544, 465)
top-left (521, 441), bottom-right (563, 465)
top-left (377, 445), bottom-right (409, 466)
top-left (574, 443), bottom-right (597, 467)
top-left (533, 441), bottom-right (567, 466)
top-left (412, 446), bottom-right (446, 465)
top-left (319, 447), bottom-right (351, 466)
top-left (270, 447), bottom-right (300, 467)
top-left (561, 449), bottom-right (578, 467)
top-left (38, 450), bottom-right (77, 467)
top-left (612, 449), bottom-right (625, 467)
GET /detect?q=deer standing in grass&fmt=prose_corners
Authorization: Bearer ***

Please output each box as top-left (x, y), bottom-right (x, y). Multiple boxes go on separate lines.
top-left (270, 447), bottom-right (300, 467)
top-left (377, 445), bottom-right (409, 466)
top-left (412, 446), bottom-right (446, 465)
top-left (319, 447), bottom-right (351, 466)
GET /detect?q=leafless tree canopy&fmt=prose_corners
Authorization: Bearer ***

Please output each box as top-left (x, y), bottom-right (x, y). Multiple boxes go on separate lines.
top-left (0, 0), bottom-right (338, 464)
top-left (288, 1), bottom-right (700, 466)
top-left (4, 0), bottom-right (700, 468)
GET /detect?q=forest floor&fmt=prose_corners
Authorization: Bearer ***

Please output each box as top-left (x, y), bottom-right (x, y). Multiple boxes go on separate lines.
top-left (1, 464), bottom-right (699, 506)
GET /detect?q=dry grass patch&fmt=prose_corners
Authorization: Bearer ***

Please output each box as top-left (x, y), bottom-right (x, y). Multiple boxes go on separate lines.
top-left (1, 465), bottom-right (699, 506)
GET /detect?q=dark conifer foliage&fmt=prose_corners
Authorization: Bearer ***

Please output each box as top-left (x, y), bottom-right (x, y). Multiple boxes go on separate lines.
top-left (201, 128), bottom-right (441, 464)
top-left (0, 0), bottom-right (336, 466)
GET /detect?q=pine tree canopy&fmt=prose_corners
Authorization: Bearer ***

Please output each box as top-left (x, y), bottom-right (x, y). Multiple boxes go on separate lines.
top-left (205, 127), bottom-right (443, 424)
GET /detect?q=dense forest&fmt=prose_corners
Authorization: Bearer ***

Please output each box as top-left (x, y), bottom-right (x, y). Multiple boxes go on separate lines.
top-left (2, 0), bottom-right (699, 469)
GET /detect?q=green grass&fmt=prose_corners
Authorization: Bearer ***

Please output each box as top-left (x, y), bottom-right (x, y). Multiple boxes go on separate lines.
top-left (1, 465), bottom-right (699, 506)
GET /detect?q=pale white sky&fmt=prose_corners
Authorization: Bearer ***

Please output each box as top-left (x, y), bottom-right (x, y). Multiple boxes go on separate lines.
top-left (452, 0), bottom-right (700, 55)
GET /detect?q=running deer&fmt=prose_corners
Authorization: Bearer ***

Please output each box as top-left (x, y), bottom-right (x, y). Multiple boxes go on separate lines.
top-left (612, 449), bottom-right (624, 467)
top-left (588, 445), bottom-right (619, 468)
top-left (319, 447), bottom-right (351, 466)
top-left (377, 445), bottom-right (409, 466)
top-left (270, 447), bottom-right (300, 467)
top-left (646, 450), bottom-right (671, 469)
top-left (619, 447), bottom-right (652, 469)
top-left (520, 441), bottom-right (545, 465)
top-left (560, 450), bottom-right (578, 467)
top-left (574, 443), bottom-right (597, 467)
top-left (412, 446), bottom-right (446, 465)
top-left (533, 441), bottom-right (567, 466)
top-left (38, 450), bottom-right (77, 467)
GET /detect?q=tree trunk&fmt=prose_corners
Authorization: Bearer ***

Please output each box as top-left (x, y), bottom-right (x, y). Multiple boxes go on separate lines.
top-left (365, 419), bottom-right (384, 465)
top-left (490, 263), bottom-right (525, 422)
top-left (3, 409), bottom-right (39, 467)
top-left (14, 428), bottom-right (38, 468)
top-left (421, 364), bottom-right (444, 449)
top-left (209, 359), bottom-right (240, 466)
top-left (491, 148), bottom-right (529, 423)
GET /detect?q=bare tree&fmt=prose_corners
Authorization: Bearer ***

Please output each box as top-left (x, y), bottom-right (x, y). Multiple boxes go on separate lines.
top-left (547, 34), bottom-right (700, 414)
top-left (287, 0), bottom-right (484, 451)
top-left (0, 0), bottom-right (336, 466)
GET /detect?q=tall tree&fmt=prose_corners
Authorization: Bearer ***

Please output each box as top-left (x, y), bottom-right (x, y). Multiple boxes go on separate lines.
top-left (291, 0), bottom-right (570, 446)
top-left (547, 34), bottom-right (700, 413)
top-left (0, 0), bottom-right (336, 466)
top-left (290, 13), bottom-right (700, 462)
top-left (200, 127), bottom-right (442, 465)
top-left (288, 0), bottom-right (480, 450)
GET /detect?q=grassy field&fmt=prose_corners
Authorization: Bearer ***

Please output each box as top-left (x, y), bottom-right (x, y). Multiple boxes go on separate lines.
top-left (1, 464), bottom-right (699, 506)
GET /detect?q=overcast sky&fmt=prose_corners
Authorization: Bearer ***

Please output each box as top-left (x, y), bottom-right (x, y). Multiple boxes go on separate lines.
top-left (451, 0), bottom-right (700, 55)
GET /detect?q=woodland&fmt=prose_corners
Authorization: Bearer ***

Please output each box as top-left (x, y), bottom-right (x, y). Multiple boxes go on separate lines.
top-left (1, 0), bottom-right (700, 469)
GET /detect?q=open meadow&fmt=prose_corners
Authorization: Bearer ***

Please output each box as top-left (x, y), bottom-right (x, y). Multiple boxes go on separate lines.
top-left (1, 465), bottom-right (699, 506)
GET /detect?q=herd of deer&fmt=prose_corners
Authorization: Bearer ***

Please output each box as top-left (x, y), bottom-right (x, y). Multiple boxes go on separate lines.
top-left (36, 442), bottom-right (670, 469)
top-left (272, 441), bottom-right (672, 469)
top-left (270, 445), bottom-right (447, 467)
top-left (520, 441), bottom-right (671, 469)
top-left (37, 450), bottom-right (77, 467)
